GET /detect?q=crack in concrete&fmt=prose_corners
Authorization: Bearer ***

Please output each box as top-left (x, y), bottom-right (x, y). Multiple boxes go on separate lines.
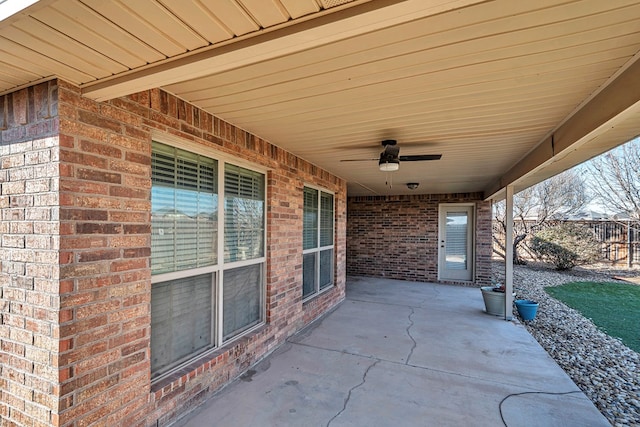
top-left (326, 359), bottom-right (379, 427)
top-left (405, 307), bottom-right (417, 365)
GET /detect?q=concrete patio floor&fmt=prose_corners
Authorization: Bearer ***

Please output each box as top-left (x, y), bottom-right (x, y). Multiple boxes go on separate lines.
top-left (173, 277), bottom-right (610, 427)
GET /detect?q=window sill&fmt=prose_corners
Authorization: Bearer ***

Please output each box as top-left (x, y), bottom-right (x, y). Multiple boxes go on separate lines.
top-left (151, 323), bottom-right (267, 394)
top-left (302, 283), bottom-right (334, 305)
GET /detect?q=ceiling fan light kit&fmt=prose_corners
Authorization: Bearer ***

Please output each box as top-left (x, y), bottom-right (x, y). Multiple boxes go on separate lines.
top-left (341, 139), bottom-right (441, 177)
top-left (379, 158), bottom-right (399, 171)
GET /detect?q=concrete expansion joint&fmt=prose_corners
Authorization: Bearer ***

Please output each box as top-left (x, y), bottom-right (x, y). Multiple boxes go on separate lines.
top-left (347, 297), bottom-right (423, 310)
top-left (326, 359), bottom-right (380, 427)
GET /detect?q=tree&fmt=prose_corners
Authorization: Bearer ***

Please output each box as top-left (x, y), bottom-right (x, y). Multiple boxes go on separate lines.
top-left (493, 169), bottom-right (588, 264)
top-left (584, 138), bottom-right (640, 220)
top-left (530, 222), bottom-right (600, 270)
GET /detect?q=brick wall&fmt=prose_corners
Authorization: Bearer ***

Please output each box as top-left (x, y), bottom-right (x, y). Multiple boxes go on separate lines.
top-left (56, 80), bottom-right (153, 426)
top-left (1, 79), bottom-right (347, 427)
top-left (0, 81), bottom-right (61, 427)
top-left (347, 193), bottom-right (492, 285)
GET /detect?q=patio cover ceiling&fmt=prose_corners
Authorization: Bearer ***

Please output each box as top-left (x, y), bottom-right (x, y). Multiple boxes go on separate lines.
top-left (2, 0), bottom-right (640, 199)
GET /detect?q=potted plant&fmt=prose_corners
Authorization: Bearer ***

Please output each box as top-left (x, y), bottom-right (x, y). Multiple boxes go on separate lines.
top-left (480, 281), bottom-right (510, 316)
top-left (514, 299), bottom-right (539, 320)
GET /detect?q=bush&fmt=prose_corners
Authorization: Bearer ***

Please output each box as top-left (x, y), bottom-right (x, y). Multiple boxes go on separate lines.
top-left (530, 223), bottom-right (600, 270)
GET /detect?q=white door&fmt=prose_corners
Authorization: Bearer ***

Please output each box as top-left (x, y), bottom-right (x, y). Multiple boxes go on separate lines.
top-left (438, 204), bottom-right (474, 281)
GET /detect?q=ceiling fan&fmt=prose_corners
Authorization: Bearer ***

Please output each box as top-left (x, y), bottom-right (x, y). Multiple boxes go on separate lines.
top-left (341, 139), bottom-right (442, 171)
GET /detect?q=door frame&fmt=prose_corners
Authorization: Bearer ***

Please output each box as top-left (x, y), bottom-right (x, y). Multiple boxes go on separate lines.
top-left (437, 203), bottom-right (476, 282)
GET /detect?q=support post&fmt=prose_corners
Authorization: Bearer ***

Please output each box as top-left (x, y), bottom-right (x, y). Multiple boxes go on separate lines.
top-left (504, 185), bottom-right (514, 320)
top-left (628, 220), bottom-right (633, 268)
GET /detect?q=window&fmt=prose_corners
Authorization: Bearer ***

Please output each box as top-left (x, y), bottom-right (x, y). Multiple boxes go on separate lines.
top-left (151, 143), bottom-right (218, 275)
top-left (224, 164), bottom-right (265, 262)
top-left (302, 187), bottom-right (334, 299)
top-left (150, 142), bottom-right (265, 380)
top-left (223, 164), bottom-right (265, 339)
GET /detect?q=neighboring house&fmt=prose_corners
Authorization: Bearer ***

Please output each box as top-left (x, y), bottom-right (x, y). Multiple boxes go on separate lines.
top-left (1, 1), bottom-right (639, 426)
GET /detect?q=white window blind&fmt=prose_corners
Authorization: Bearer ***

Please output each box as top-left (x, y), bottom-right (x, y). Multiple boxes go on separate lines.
top-left (303, 187), bottom-right (318, 250)
top-left (302, 253), bottom-right (316, 297)
top-left (151, 142), bottom-right (218, 274)
top-left (223, 264), bottom-right (262, 340)
top-left (151, 273), bottom-right (214, 377)
top-left (320, 192), bottom-right (334, 247)
top-left (445, 212), bottom-right (468, 270)
top-left (302, 187), bottom-right (334, 299)
top-left (224, 164), bottom-right (265, 263)
top-left (319, 249), bottom-right (333, 290)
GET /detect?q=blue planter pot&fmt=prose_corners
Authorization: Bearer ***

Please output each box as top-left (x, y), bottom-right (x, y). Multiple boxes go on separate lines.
top-left (515, 300), bottom-right (539, 320)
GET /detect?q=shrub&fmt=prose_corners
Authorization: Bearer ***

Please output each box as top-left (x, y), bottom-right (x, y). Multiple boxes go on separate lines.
top-left (530, 223), bottom-right (600, 270)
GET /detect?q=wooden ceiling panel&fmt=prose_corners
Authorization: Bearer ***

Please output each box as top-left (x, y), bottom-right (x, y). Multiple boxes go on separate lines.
top-left (79, 0), bottom-right (193, 56)
top-left (158, 0), bottom-right (233, 43)
top-left (199, 41), bottom-right (636, 124)
top-left (0, 33), bottom-right (94, 84)
top-left (205, 0), bottom-right (259, 36)
top-left (32, 2), bottom-right (146, 69)
top-left (47, 0), bottom-right (166, 66)
top-left (279, 0), bottom-right (321, 19)
top-left (122, 1), bottom-right (208, 51)
top-left (175, 6), bottom-right (640, 113)
top-left (0, 61), bottom-right (41, 84)
top-left (5, 18), bottom-right (127, 78)
top-left (238, 0), bottom-right (290, 27)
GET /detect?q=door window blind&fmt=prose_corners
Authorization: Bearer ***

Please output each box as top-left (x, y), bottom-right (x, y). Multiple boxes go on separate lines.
top-left (445, 212), bottom-right (468, 270)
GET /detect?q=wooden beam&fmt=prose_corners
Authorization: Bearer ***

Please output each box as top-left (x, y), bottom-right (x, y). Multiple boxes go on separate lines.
top-left (485, 56), bottom-right (640, 199)
top-left (81, 0), bottom-right (487, 101)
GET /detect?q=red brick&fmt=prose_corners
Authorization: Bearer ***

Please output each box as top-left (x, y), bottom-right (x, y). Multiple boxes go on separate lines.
top-left (77, 249), bottom-right (120, 263)
top-left (76, 168), bottom-right (121, 184)
top-left (60, 179), bottom-right (109, 195)
top-left (122, 247), bottom-right (150, 258)
top-left (79, 139), bottom-right (123, 158)
top-left (60, 208), bottom-right (109, 221)
top-left (109, 211), bottom-right (148, 223)
top-left (109, 186), bottom-right (148, 199)
top-left (60, 236), bottom-right (108, 250)
top-left (108, 159), bottom-right (148, 176)
top-left (60, 149), bottom-right (108, 169)
top-left (109, 134), bottom-right (147, 152)
top-left (76, 223), bottom-right (122, 235)
top-left (77, 109), bottom-right (122, 133)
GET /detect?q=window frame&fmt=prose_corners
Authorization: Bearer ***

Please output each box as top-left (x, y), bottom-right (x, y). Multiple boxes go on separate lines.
top-left (302, 185), bottom-right (335, 302)
top-left (150, 138), bottom-right (267, 384)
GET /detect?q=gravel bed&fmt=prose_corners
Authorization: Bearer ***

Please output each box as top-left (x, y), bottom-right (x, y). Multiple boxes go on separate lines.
top-left (492, 261), bottom-right (640, 426)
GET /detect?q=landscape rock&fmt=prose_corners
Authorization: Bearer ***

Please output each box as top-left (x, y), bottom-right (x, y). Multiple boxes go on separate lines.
top-left (492, 261), bottom-right (640, 426)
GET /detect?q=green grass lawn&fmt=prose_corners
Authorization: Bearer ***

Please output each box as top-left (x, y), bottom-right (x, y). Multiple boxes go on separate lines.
top-left (545, 281), bottom-right (640, 353)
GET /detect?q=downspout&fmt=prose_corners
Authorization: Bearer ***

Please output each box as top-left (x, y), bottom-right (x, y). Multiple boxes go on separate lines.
top-left (504, 185), bottom-right (514, 320)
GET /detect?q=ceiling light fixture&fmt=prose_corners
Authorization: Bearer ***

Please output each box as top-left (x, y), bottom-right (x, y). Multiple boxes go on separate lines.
top-left (379, 158), bottom-right (399, 172)
top-left (407, 182), bottom-right (419, 190)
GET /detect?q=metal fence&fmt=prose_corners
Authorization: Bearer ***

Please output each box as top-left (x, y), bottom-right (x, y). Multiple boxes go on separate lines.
top-left (492, 219), bottom-right (640, 267)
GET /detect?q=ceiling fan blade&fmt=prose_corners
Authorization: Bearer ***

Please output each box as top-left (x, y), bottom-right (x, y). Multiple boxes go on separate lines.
top-left (339, 158), bottom-right (378, 162)
top-left (399, 154), bottom-right (442, 161)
